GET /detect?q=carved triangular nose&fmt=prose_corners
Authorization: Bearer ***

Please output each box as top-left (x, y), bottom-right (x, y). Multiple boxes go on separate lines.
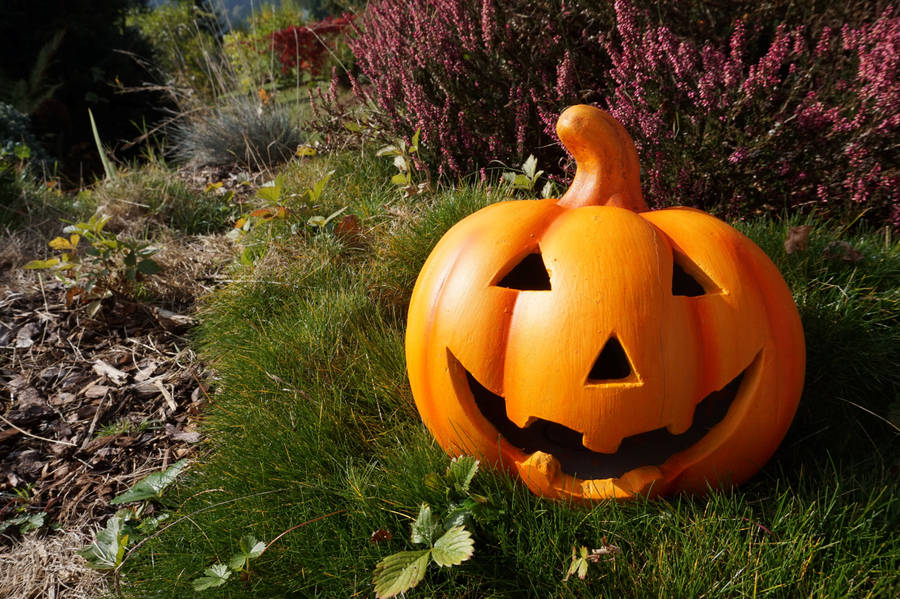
top-left (587, 337), bottom-right (632, 382)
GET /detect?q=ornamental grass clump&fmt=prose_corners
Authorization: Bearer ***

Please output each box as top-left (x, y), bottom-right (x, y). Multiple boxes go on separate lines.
top-left (348, 0), bottom-right (898, 226)
top-left (170, 95), bottom-right (303, 169)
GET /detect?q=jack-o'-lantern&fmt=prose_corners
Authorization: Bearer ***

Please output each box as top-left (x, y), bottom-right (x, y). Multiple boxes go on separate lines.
top-left (405, 105), bottom-right (805, 500)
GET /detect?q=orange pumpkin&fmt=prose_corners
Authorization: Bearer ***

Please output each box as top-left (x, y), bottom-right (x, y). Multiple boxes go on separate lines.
top-left (405, 105), bottom-right (805, 500)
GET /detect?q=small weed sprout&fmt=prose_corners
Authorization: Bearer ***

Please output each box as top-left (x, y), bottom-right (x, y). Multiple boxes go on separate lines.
top-left (373, 456), bottom-right (482, 599)
top-left (228, 170), bottom-right (343, 259)
top-left (80, 459), bottom-right (186, 574)
top-left (23, 214), bottom-right (162, 309)
top-left (377, 128), bottom-right (431, 197)
top-left (0, 485), bottom-right (48, 537)
top-left (501, 154), bottom-right (555, 198)
top-left (192, 534), bottom-right (266, 591)
top-left (563, 540), bottom-right (621, 582)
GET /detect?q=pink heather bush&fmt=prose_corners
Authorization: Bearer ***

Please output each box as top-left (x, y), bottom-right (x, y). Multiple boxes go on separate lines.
top-left (600, 1), bottom-right (899, 224)
top-left (346, 0), bottom-right (612, 177)
top-left (348, 0), bottom-right (898, 225)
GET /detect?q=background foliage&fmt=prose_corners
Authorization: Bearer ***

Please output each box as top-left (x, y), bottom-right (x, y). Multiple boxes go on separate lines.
top-left (0, 0), bottom-right (170, 182)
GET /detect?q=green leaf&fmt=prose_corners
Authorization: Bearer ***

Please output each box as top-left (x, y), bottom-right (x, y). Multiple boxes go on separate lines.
top-left (431, 525), bottom-right (474, 567)
top-left (0, 512), bottom-right (46, 534)
top-left (410, 503), bottom-right (440, 546)
top-left (192, 563), bottom-right (231, 591)
top-left (564, 546), bottom-right (589, 581)
top-left (137, 259), bottom-right (161, 275)
top-left (522, 154), bottom-right (538, 179)
top-left (444, 498), bottom-right (477, 530)
top-left (390, 173), bottom-right (410, 186)
top-left (307, 215), bottom-right (327, 228)
top-left (541, 180), bottom-right (555, 199)
top-left (256, 176), bottom-right (283, 203)
top-left (228, 552), bottom-right (248, 571)
top-left (343, 120), bottom-right (362, 132)
top-left (372, 549), bottom-right (431, 599)
top-left (88, 108), bottom-right (118, 181)
top-left (78, 514), bottom-right (128, 570)
top-left (13, 143), bottom-right (31, 160)
top-left (446, 456), bottom-right (479, 494)
top-left (110, 459), bottom-right (187, 505)
top-left (240, 534), bottom-right (266, 559)
top-left (512, 174), bottom-right (532, 189)
top-left (307, 170), bottom-right (335, 203)
top-left (136, 512), bottom-right (169, 533)
top-left (411, 128), bottom-right (421, 152)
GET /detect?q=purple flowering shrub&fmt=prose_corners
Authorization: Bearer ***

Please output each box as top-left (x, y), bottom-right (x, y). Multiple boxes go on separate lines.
top-left (599, 1), bottom-right (898, 223)
top-left (346, 0), bottom-right (612, 176)
top-left (349, 0), bottom-right (898, 224)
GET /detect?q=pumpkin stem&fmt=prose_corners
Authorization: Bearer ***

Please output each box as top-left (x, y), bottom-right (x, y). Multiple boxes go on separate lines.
top-left (556, 105), bottom-right (648, 211)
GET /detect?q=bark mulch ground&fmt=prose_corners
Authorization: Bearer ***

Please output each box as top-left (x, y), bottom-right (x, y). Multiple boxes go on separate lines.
top-left (0, 279), bottom-right (208, 536)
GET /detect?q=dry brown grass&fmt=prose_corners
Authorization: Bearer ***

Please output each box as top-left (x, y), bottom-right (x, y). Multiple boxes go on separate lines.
top-left (0, 525), bottom-right (109, 599)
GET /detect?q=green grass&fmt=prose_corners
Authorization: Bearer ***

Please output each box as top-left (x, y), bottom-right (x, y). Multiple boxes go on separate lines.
top-left (116, 151), bottom-right (899, 598)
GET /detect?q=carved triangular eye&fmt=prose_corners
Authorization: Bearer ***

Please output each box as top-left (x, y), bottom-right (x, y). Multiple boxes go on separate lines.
top-left (496, 252), bottom-right (551, 291)
top-left (672, 252), bottom-right (716, 297)
top-left (587, 337), bottom-right (632, 382)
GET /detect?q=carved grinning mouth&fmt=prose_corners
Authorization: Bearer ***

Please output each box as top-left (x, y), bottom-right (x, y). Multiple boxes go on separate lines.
top-left (458, 353), bottom-right (760, 480)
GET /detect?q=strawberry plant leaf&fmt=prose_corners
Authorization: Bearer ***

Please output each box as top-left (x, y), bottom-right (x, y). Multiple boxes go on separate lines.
top-left (410, 503), bottom-right (439, 545)
top-left (446, 456), bottom-right (479, 495)
top-left (373, 549), bottom-right (431, 599)
top-left (228, 552), bottom-right (247, 571)
top-left (192, 563), bottom-right (231, 591)
top-left (23, 258), bottom-right (61, 270)
top-left (522, 154), bottom-right (538, 179)
top-left (431, 525), bottom-right (474, 567)
top-left (78, 513), bottom-right (128, 570)
top-left (110, 459), bottom-right (187, 504)
top-left (239, 534), bottom-right (266, 559)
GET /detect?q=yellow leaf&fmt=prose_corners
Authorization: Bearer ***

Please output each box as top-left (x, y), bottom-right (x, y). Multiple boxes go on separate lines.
top-left (206, 182), bottom-right (224, 192)
top-left (49, 236), bottom-right (73, 250)
top-left (23, 258), bottom-right (60, 269)
top-left (69, 234), bottom-right (80, 248)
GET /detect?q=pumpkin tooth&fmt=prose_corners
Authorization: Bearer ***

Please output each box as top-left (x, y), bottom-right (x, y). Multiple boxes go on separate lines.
top-left (582, 434), bottom-right (623, 454)
top-left (518, 451), bottom-right (560, 487)
top-left (666, 413), bottom-right (693, 436)
top-left (617, 466), bottom-right (664, 497)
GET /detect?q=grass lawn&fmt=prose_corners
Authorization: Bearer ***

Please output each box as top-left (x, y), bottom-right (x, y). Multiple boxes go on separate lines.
top-left (115, 149), bottom-right (899, 598)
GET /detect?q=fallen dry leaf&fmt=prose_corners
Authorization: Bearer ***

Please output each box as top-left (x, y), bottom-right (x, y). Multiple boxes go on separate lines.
top-left (784, 225), bottom-right (813, 254)
top-left (823, 240), bottom-right (864, 263)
